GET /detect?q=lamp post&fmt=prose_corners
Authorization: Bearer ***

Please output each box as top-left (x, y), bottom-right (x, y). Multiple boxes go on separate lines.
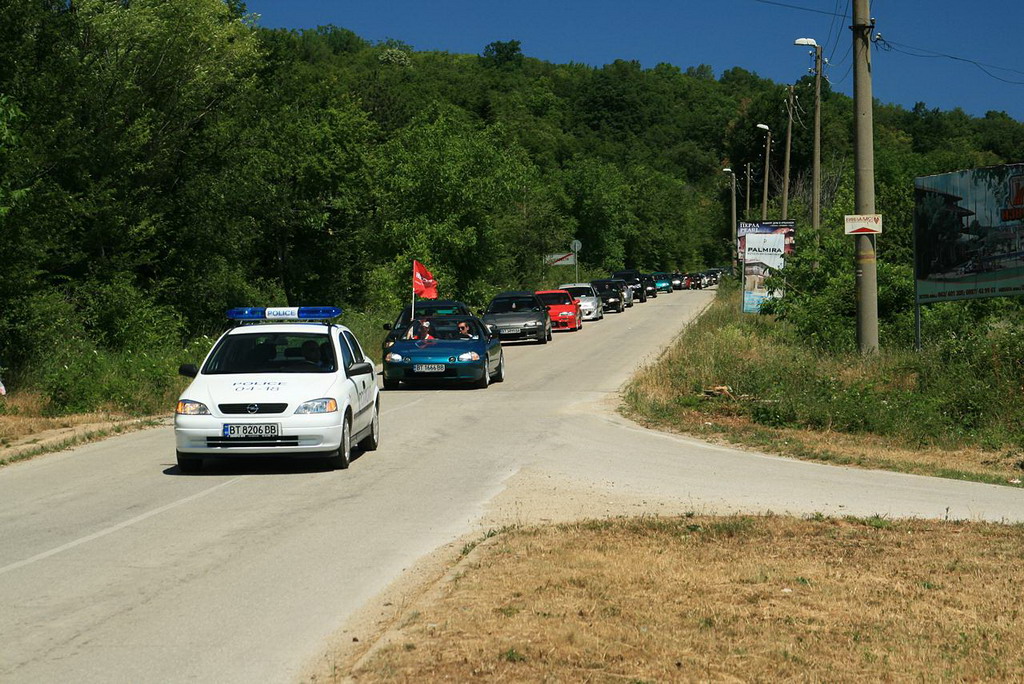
top-left (756, 123), bottom-right (771, 220)
top-left (723, 167), bottom-right (737, 272)
top-left (794, 37), bottom-right (822, 255)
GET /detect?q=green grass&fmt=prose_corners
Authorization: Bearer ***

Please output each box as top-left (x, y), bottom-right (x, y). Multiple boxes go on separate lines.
top-left (626, 283), bottom-right (1024, 453)
top-left (623, 281), bottom-right (1024, 487)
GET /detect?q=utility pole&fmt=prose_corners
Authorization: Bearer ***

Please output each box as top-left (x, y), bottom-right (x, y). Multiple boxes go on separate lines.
top-left (811, 41), bottom-right (822, 255)
top-left (852, 0), bottom-right (878, 353)
top-left (745, 162), bottom-right (752, 219)
top-left (757, 123), bottom-right (771, 220)
top-left (723, 168), bottom-right (738, 273)
top-left (782, 85), bottom-right (793, 219)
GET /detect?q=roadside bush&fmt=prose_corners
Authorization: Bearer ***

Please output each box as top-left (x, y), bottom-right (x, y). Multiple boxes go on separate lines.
top-left (3, 283), bottom-right (194, 415)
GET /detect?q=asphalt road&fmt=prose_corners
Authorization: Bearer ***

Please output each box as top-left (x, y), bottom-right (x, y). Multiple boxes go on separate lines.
top-left (2, 288), bottom-right (1022, 683)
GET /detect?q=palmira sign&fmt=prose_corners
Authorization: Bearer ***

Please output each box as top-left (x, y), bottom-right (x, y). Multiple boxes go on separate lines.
top-left (738, 220), bottom-right (795, 313)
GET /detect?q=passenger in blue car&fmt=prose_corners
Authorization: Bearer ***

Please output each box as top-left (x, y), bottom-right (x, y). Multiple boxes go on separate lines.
top-left (406, 320), bottom-right (435, 340)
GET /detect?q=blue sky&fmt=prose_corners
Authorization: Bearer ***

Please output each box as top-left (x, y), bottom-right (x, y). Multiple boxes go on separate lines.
top-left (244, 0), bottom-right (1024, 122)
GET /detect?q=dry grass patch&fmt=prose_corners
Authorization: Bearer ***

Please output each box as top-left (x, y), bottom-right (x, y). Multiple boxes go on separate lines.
top-left (354, 515), bottom-right (1024, 682)
top-left (0, 391), bottom-right (158, 465)
top-left (0, 392), bottom-right (125, 443)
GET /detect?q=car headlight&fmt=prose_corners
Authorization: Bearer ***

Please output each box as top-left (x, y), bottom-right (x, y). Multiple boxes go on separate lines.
top-left (608, 297), bottom-right (619, 302)
top-left (457, 351), bottom-right (480, 362)
top-left (295, 398), bottom-right (338, 414)
top-left (386, 352), bottom-right (404, 363)
top-left (176, 399), bottom-right (210, 415)
top-left (523, 321), bottom-right (540, 327)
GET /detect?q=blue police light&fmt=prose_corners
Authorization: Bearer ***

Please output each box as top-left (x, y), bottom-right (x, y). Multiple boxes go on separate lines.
top-left (295, 307), bottom-right (343, 320)
top-left (226, 307), bottom-right (267, 320)
top-left (226, 307), bottom-right (343, 321)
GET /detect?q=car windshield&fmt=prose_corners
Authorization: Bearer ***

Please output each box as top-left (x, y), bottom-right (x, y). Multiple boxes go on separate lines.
top-left (562, 287), bottom-right (592, 298)
top-left (402, 318), bottom-right (478, 341)
top-left (395, 303), bottom-right (465, 326)
top-left (592, 282), bottom-right (614, 293)
top-left (203, 332), bottom-right (337, 374)
top-left (487, 297), bottom-right (537, 313)
top-left (537, 292), bottom-right (572, 305)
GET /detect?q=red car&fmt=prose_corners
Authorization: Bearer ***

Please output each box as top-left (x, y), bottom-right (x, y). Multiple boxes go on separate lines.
top-left (535, 289), bottom-right (583, 331)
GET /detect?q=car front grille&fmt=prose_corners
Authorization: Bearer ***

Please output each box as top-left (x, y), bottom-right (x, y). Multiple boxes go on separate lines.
top-left (205, 435), bottom-right (300, 447)
top-left (218, 403), bottom-right (288, 415)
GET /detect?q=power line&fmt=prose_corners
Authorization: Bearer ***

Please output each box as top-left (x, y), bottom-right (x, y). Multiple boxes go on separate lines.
top-left (824, 0), bottom-right (849, 69)
top-left (749, 0), bottom-right (847, 18)
top-left (874, 37), bottom-right (1024, 86)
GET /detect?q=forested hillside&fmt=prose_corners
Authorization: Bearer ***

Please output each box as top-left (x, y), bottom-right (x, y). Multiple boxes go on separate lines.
top-left (1, 0), bottom-right (1022, 412)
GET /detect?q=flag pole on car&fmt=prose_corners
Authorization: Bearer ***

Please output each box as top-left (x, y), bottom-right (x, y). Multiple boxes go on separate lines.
top-left (412, 260), bottom-right (439, 326)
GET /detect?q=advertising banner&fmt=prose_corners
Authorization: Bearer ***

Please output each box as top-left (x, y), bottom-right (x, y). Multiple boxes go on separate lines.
top-left (738, 220), bottom-right (795, 313)
top-left (915, 164), bottom-right (1024, 304)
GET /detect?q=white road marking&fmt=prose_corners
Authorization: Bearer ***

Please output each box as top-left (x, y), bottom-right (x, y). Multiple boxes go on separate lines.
top-left (0, 477), bottom-right (244, 576)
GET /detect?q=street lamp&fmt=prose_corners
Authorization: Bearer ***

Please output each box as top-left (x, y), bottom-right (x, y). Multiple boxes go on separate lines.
top-left (723, 167), bottom-right (737, 272)
top-left (795, 37), bottom-right (822, 256)
top-left (756, 123), bottom-right (771, 220)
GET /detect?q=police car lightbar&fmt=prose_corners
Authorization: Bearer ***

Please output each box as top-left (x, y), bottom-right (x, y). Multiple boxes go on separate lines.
top-left (226, 307), bottom-right (343, 321)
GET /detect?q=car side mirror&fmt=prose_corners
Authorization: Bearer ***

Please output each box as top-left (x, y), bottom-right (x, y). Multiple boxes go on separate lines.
top-left (179, 363), bottom-right (198, 378)
top-left (477, 309), bottom-right (485, 316)
top-left (348, 361), bottom-right (374, 377)
top-left (573, 298), bottom-right (581, 304)
top-left (383, 323), bottom-right (392, 331)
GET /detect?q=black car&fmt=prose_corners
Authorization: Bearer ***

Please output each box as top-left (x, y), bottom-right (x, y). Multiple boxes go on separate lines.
top-left (591, 278), bottom-right (631, 313)
top-left (670, 272), bottom-right (685, 290)
top-left (640, 273), bottom-right (658, 298)
top-left (382, 299), bottom-right (472, 359)
top-left (481, 291), bottom-right (552, 344)
top-left (610, 270), bottom-right (647, 303)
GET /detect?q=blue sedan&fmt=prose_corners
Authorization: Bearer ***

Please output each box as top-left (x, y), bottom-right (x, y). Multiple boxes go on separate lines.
top-left (382, 315), bottom-right (505, 389)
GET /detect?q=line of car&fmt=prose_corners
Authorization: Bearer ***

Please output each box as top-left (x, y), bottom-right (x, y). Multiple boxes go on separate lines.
top-left (379, 268), bottom-right (722, 391)
top-left (172, 269), bottom-right (722, 473)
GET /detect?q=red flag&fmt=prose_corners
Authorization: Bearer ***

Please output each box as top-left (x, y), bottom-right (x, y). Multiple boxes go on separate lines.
top-left (412, 260), bottom-right (438, 299)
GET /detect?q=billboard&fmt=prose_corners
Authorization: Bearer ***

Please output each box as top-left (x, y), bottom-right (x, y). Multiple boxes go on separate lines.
top-left (915, 164), bottom-right (1024, 304)
top-left (738, 220), bottom-right (796, 313)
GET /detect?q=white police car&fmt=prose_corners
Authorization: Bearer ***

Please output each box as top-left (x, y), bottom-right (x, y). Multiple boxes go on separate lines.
top-left (174, 307), bottom-right (379, 473)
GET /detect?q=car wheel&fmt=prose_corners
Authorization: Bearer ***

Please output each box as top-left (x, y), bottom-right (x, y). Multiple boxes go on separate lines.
top-left (492, 353), bottom-right (505, 382)
top-left (358, 401), bottom-right (380, 451)
top-left (475, 360), bottom-right (491, 389)
top-left (176, 451), bottom-right (202, 474)
top-left (330, 416), bottom-right (351, 470)
top-left (383, 377), bottom-right (400, 390)
top-left (547, 326), bottom-right (553, 341)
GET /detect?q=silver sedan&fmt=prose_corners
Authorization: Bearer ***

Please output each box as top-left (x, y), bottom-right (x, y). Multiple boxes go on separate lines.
top-left (558, 283), bottom-right (604, 321)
